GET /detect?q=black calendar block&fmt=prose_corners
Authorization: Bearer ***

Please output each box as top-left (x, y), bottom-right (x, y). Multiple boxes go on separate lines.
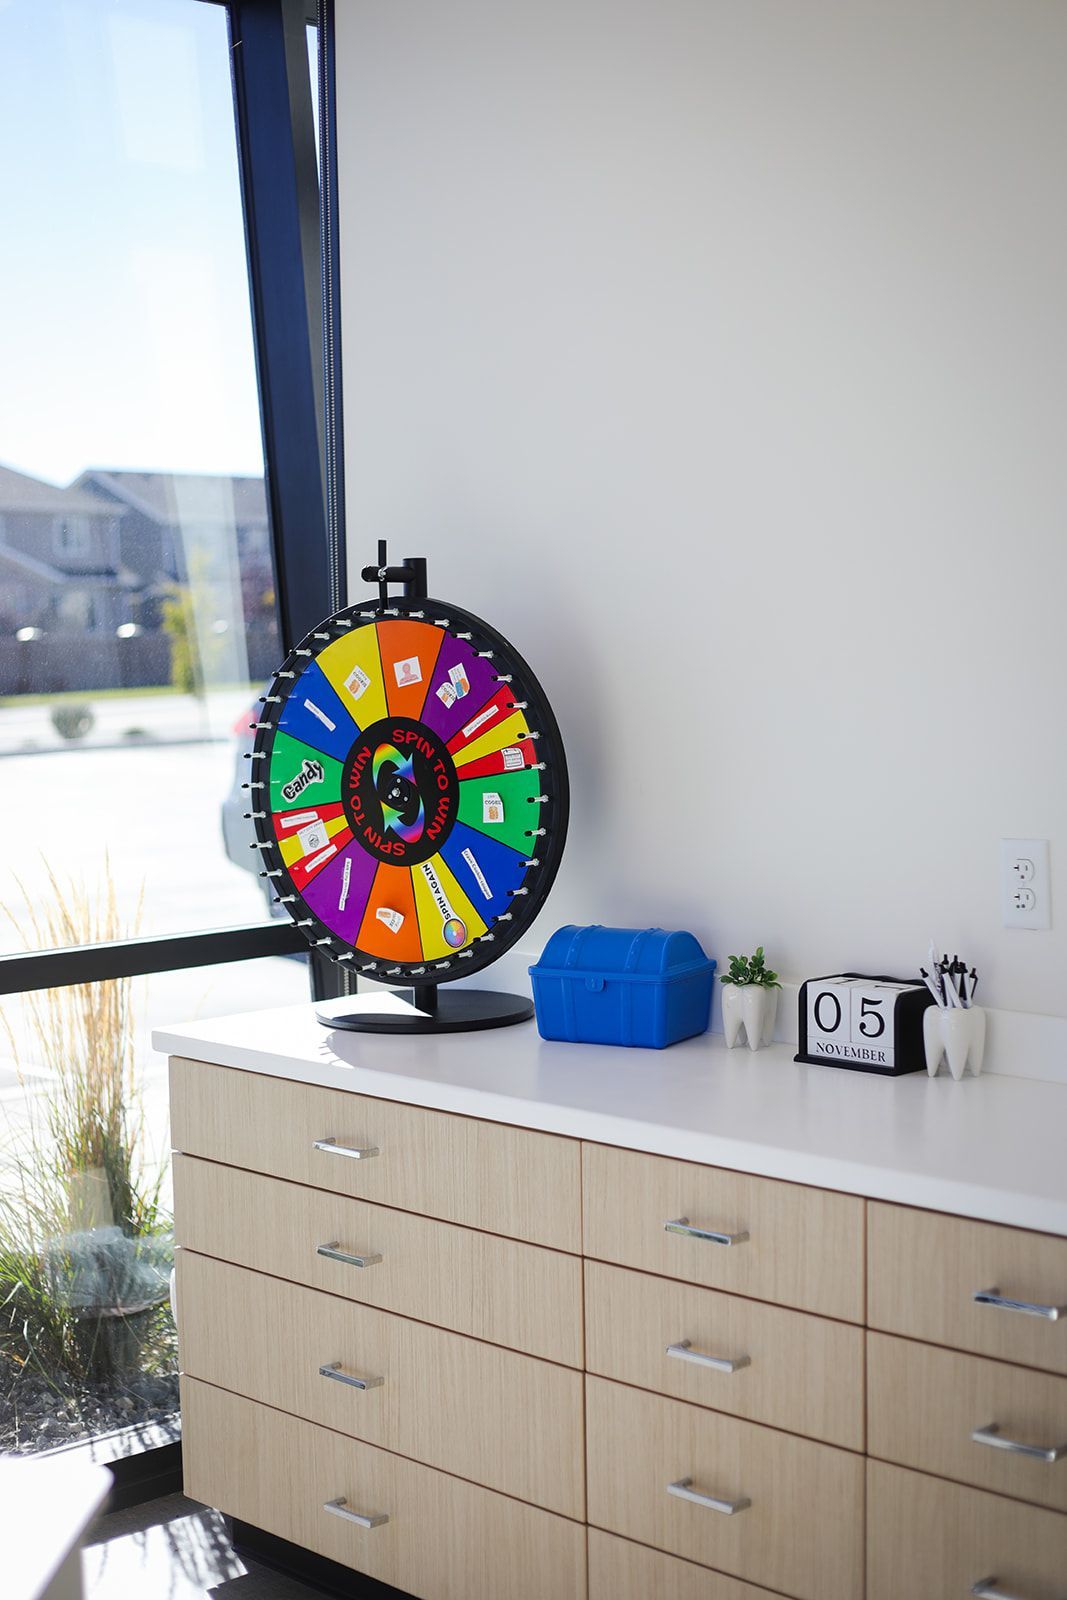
top-left (795, 972), bottom-right (934, 1076)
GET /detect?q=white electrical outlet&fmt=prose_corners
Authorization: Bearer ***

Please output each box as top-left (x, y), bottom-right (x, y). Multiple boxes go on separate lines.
top-left (1001, 838), bottom-right (1051, 930)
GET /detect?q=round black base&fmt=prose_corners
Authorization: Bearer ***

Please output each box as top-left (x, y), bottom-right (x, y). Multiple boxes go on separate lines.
top-left (315, 989), bottom-right (535, 1035)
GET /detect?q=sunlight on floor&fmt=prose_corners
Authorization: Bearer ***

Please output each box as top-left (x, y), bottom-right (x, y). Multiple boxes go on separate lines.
top-left (85, 1495), bottom-right (322, 1600)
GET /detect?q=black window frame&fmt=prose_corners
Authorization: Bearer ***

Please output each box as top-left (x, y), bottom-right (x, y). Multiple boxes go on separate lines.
top-left (0, 0), bottom-right (345, 1003)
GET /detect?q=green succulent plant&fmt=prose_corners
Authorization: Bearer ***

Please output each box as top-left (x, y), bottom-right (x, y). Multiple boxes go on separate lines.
top-left (720, 946), bottom-right (781, 989)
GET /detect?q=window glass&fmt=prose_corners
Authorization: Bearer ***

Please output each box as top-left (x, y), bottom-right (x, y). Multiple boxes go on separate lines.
top-left (0, 0), bottom-right (282, 952)
top-left (0, 951), bottom-right (308, 1455)
top-left (0, 0), bottom-right (317, 1460)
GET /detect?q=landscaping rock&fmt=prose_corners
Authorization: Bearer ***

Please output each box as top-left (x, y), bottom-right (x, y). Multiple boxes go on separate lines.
top-left (0, 1367), bottom-right (180, 1452)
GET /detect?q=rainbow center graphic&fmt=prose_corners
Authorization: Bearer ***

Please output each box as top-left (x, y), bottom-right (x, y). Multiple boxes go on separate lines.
top-left (372, 742), bottom-right (425, 844)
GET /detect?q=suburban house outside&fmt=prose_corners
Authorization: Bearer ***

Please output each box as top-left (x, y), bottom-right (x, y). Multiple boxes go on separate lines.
top-left (0, 463), bottom-right (279, 693)
top-left (0, 464), bottom-right (132, 640)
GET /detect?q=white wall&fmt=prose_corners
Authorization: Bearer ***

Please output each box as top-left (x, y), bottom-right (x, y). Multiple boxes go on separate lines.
top-left (335, 0), bottom-right (1067, 1017)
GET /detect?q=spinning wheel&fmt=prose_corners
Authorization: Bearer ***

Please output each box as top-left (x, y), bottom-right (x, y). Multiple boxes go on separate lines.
top-left (250, 547), bottom-right (568, 1032)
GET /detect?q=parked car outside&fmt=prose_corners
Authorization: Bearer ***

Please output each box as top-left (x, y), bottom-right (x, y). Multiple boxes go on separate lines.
top-left (220, 694), bottom-right (287, 920)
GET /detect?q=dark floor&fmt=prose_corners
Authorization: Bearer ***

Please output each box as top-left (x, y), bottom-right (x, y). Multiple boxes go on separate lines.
top-left (85, 1494), bottom-right (324, 1600)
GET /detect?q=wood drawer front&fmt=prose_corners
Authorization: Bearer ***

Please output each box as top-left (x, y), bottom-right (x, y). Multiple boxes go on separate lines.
top-left (170, 1057), bottom-right (581, 1253)
top-left (181, 1377), bottom-right (586, 1600)
top-left (173, 1155), bottom-right (582, 1367)
top-left (585, 1376), bottom-right (863, 1600)
top-left (588, 1529), bottom-right (788, 1599)
top-left (584, 1260), bottom-right (863, 1450)
top-left (869, 1202), bottom-right (1067, 1375)
top-left (869, 1330), bottom-right (1067, 1514)
top-left (177, 1252), bottom-right (584, 1520)
top-left (582, 1143), bottom-right (864, 1322)
top-left (868, 1458), bottom-right (1067, 1600)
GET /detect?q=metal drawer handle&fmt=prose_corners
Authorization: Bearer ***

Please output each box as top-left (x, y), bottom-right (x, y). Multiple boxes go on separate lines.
top-left (667, 1476), bottom-right (751, 1515)
top-left (666, 1340), bottom-right (751, 1374)
top-left (319, 1360), bottom-right (384, 1392)
top-left (323, 1496), bottom-right (388, 1530)
top-left (973, 1287), bottom-right (1066, 1322)
top-left (317, 1241), bottom-right (383, 1270)
top-left (664, 1217), bottom-right (750, 1247)
top-left (971, 1580), bottom-right (1066, 1600)
top-left (314, 1137), bottom-right (380, 1161)
top-left (972, 1422), bottom-right (1067, 1464)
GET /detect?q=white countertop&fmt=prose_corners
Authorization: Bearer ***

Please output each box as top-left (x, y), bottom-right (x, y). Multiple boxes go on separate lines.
top-left (154, 1004), bottom-right (1067, 1237)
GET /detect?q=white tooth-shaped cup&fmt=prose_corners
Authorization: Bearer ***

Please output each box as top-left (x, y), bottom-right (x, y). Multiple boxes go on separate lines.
top-left (924, 1005), bottom-right (986, 1079)
top-left (721, 982), bottom-right (745, 1048)
top-left (721, 984), bottom-right (777, 1051)
top-left (742, 985), bottom-right (777, 1051)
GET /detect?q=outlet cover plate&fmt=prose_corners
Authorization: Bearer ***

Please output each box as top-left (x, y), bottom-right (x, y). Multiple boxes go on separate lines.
top-left (1001, 838), bottom-right (1051, 930)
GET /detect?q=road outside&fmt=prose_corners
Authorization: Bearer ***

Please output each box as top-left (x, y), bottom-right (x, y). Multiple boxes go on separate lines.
top-left (0, 688), bottom-right (244, 757)
top-left (0, 687), bottom-right (265, 952)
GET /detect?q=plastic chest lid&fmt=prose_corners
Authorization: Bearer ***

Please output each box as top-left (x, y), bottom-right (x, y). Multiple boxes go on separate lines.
top-left (532, 925), bottom-right (711, 979)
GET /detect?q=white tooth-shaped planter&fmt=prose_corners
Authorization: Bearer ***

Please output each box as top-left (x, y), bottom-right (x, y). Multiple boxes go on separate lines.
top-left (924, 1005), bottom-right (986, 1080)
top-left (721, 985), bottom-right (778, 1051)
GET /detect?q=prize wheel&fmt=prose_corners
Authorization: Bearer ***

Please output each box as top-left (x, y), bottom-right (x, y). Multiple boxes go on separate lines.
top-left (251, 551), bottom-right (568, 1032)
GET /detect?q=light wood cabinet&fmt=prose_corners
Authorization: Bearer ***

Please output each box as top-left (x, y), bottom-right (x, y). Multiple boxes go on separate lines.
top-left (588, 1528), bottom-right (787, 1599)
top-left (868, 1458), bottom-right (1067, 1600)
top-left (868, 1329), bottom-right (1067, 1513)
top-left (173, 1154), bottom-right (582, 1367)
top-left (582, 1142), bottom-right (864, 1322)
top-left (585, 1376), bottom-right (864, 1600)
top-left (172, 1054), bottom-right (1067, 1600)
top-left (170, 1056), bottom-right (581, 1252)
top-left (177, 1251), bottom-right (585, 1519)
top-left (181, 1377), bottom-right (586, 1600)
top-left (869, 1201), bottom-right (1067, 1375)
top-left (584, 1259), bottom-right (864, 1450)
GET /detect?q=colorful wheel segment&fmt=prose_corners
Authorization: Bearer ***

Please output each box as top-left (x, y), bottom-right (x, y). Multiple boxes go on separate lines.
top-left (252, 597), bottom-right (568, 985)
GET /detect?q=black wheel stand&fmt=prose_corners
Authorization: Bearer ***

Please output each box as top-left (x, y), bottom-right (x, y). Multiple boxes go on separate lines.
top-left (315, 985), bottom-right (534, 1034)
